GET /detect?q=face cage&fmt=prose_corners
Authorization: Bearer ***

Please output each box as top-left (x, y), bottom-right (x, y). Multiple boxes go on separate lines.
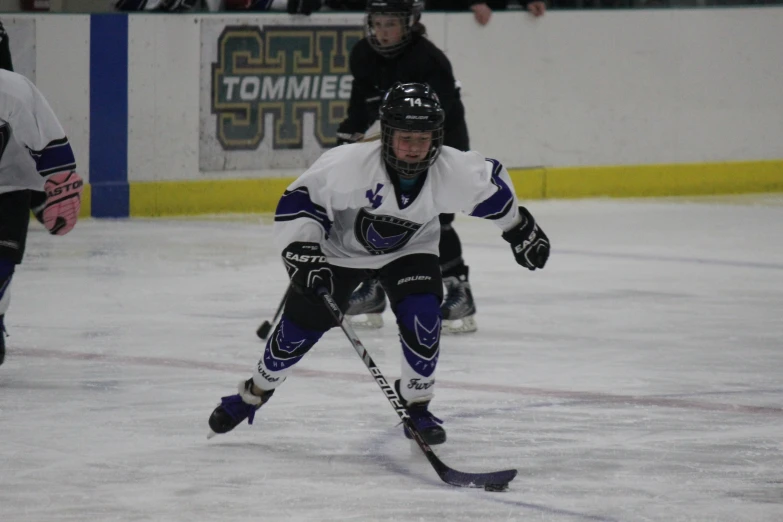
top-left (366, 12), bottom-right (414, 58)
top-left (381, 124), bottom-right (444, 180)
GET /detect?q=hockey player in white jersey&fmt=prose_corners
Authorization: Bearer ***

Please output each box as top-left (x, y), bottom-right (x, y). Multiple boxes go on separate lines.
top-left (0, 69), bottom-right (84, 366)
top-left (208, 83), bottom-right (550, 444)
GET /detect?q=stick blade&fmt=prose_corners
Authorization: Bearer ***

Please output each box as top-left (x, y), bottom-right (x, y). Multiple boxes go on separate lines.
top-left (440, 467), bottom-right (517, 489)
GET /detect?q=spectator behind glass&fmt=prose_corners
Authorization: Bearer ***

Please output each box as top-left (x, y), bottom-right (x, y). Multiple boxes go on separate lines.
top-left (426, 0), bottom-right (546, 26)
top-left (113, 0), bottom-right (198, 10)
top-left (224, 0), bottom-right (276, 10)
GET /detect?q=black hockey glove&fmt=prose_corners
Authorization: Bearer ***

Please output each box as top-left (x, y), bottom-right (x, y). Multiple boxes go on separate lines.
top-left (502, 207), bottom-right (550, 271)
top-left (282, 242), bottom-right (334, 296)
top-left (335, 132), bottom-right (364, 147)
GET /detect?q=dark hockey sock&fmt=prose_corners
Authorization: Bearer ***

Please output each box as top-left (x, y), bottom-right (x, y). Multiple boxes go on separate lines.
top-left (29, 190), bottom-right (47, 223)
top-left (439, 224), bottom-right (467, 279)
top-left (0, 259), bottom-right (14, 303)
top-left (1, 261), bottom-right (13, 365)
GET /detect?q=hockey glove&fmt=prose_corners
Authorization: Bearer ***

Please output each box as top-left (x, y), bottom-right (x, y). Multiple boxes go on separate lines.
top-left (282, 242), bottom-right (334, 296)
top-left (33, 171), bottom-right (84, 236)
top-left (502, 206), bottom-right (550, 271)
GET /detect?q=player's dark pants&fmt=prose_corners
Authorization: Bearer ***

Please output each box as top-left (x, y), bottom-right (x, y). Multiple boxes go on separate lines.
top-left (0, 190), bottom-right (31, 264)
top-left (286, 253), bottom-right (443, 331)
top-left (439, 120), bottom-right (470, 279)
top-left (254, 254), bottom-right (444, 402)
top-left (438, 213), bottom-right (465, 278)
top-left (0, 190), bottom-right (32, 320)
top-left (0, 21), bottom-right (13, 72)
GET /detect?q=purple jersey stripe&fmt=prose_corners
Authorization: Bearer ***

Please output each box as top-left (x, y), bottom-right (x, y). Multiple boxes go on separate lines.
top-left (274, 187), bottom-right (331, 234)
top-left (469, 158), bottom-right (513, 220)
top-left (31, 138), bottom-right (76, 177)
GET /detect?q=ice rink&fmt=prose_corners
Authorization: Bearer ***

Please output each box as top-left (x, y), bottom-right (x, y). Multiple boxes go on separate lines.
top-left (1, 196), bottom-right (782, 521)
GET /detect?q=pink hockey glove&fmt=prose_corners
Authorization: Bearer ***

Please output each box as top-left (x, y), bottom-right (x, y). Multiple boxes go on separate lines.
top-left (39, 171), bottom-right (84, 235)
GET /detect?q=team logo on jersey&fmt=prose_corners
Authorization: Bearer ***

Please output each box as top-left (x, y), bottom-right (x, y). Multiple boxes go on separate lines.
top-left (354, 208), bottom-right (421, 255)
top-left (211, 25), bottom-right (363, 151)
top-left (365, 183), bottom-right (384, 209)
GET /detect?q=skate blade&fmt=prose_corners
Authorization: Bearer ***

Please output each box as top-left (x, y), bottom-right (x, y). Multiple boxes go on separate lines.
top-left (442, 316), bottom-right (477, 334)
top-left (346, 313), bottom-right (384, 329)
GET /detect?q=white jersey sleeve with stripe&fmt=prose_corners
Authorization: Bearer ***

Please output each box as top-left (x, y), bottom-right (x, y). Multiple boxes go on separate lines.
top-left (273, 141), bottom-right (521, 270)
top-left (0, 69), bottom-right (76, 195)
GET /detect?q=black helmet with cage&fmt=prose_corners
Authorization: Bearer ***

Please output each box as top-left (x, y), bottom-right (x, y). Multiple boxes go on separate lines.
top-left (365, 0), bottom-right (423, 58)
top-left (379, 82), bottom-right (445, 179)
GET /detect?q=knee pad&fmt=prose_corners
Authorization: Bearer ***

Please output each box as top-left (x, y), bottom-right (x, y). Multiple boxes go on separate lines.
top-left (396, 294), bottom-right (442, 377)
top-left (262, 315), bottom-right (324, 373)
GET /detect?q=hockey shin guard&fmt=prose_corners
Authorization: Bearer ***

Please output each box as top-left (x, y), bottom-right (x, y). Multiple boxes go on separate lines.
top-left (255, 315), bottom-right (325, 389)
top-left (396, 294), bottom-right (442, 403)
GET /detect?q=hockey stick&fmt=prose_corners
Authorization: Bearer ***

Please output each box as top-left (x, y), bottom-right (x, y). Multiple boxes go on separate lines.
top-left (317, 287), bottom-right (517, 490)
top-left (256, 284), bottom-right (292, 340)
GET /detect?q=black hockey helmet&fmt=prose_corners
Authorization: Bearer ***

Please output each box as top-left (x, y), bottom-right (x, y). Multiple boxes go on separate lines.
top-left (365, 0), bottom-right (423, 58)
top-left (379, 82), bottom-right (445, 179)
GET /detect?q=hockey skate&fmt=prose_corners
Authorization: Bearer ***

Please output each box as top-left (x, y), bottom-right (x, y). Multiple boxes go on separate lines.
top-left (207, 379), bottom-right (275, 438)
top-left (440, 275), bottom-right (477, 334)
top-left (395, 380), bottom-right (446, 445)
top-left (0, 315), bottom-right (5, 366)
top-left (345, 278), bottom-right (386, 329)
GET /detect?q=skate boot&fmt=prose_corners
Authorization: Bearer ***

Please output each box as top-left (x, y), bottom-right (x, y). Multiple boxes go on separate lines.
top-left (440, 272), bottom-right (477, 334)
top-left (346, 278), bottom-right (386, 329)
top-left (0, 315), bottom-right (6, 367)
top-left (207, 378), bottom-right (275, 438)
top-left (395, 380), bottom-right (446, 445)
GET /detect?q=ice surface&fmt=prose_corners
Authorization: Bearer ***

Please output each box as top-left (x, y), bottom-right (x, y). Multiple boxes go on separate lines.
top-left (2, 196), bottom-right (782, 521)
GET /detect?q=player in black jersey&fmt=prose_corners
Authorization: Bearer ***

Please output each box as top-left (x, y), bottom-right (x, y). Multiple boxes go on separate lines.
top-left (338, 0), bottom-right (479, 334)
top-left (0, 20), bottom-right (11, 72)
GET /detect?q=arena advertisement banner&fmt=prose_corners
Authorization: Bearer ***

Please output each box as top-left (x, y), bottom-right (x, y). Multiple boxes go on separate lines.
top-left (3, 17), bottom-right (35, 83)
top-left (200, 17), bottom-right (364, 172)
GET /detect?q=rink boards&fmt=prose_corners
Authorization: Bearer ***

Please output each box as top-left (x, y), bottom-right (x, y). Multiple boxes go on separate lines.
top-left (4, 9), bottom-right (782, 217)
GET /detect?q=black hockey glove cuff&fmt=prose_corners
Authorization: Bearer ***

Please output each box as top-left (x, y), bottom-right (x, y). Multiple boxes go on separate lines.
top-left (335, 132), bottom-right (364, 147)
top-left (502, 207), bottom-right (550, 271)
top-left (282, 242), bottom-right (334, 296)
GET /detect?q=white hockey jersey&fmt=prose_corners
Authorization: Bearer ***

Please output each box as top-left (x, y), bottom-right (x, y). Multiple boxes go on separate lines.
top-left (274, 140), bottom-right (521, 270)
top-left (0, 69), bottom-right (76, 195)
